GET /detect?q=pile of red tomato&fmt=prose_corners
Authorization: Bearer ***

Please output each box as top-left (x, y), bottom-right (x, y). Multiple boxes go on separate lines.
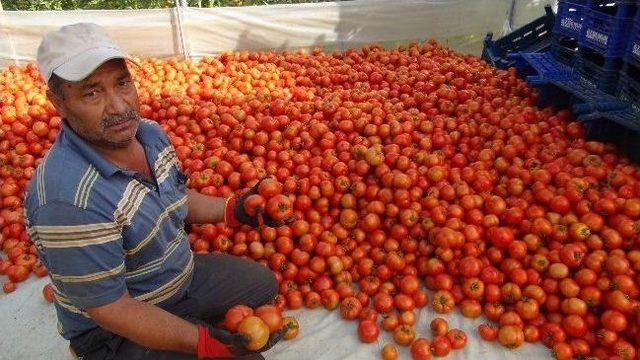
top-left (2, 39), bottom-right (640, 359)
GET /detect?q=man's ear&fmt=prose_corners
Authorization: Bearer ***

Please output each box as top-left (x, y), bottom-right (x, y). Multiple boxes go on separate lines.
top-left (46, 89), bottom-right (68, 119)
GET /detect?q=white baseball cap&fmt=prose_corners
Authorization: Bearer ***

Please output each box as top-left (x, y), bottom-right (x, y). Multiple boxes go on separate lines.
top-left (37, 23), bottom-right (138, 85)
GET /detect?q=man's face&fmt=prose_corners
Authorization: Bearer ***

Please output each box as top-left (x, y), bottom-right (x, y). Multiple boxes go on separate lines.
top-left (50, 59), bottom-right (141, 149)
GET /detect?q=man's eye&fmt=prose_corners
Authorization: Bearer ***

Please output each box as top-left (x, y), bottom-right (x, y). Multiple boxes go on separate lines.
top-left (83, 90), bottom-right (98, 99)
top-left (119, 79), bottom-right (132, 87)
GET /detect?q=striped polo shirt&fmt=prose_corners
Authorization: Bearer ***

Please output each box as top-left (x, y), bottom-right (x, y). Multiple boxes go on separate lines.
top-left (23, 119), bottom-right (193, 340)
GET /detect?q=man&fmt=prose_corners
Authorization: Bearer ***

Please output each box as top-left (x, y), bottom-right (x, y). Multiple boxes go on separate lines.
top-left (24, 23), bottom-right (290, 359)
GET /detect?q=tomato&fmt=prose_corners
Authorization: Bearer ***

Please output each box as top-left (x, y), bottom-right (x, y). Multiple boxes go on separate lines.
top-left (237, 316), bottom-right (270, 351)
top-left (430, 335), bottom-right (451, 357)
top-left (339, 296), bottom-right (363, 320)
top-left (359, 308), bottom-right (378, 323)
top-left (399, 310), bottom-right (416, 326)
top-left (612, 339), bottom-right (636, 360)
top-left (432, 290), bottom-right (455, 313)
top-left (224, 304), bottom-right (254, 332)
top-left (478, 324), bottom-right (498, 341)
top-left (601, 310), bottom-right (627, 332)
top-left (243, 194), bottom-right (266, 217)
top-left (410, 338), bottom-right (432, 360)
top-left (561, 314), bottom-right (587, 337)
top-left (381, 313), bottom-right (400, 332)
top-left (381, 343), bottom-right (398, 360)
top-left (524, 325), bottom-right (540, 343)
top-left (553, 342), bottom-right (574, 360)
top-left (265, 194), bottom-right (293, 221)
top-left (258, 178), bottom-right (282, 198)
top-left (498, 325), bottom-right (525, 349)
top-left (430, 318), bottom-right (449, 337)
top-left (357, 320), bottom-right (379, 343)
top-left (254, 305), bottom-right (283, 334)
top-left (3, 281), bottom-right (16, 294)
top-left (42, 283), bottom-right (54, 303)
top-left (446, 329), bottom-right (467, 349)
top-left (281, 316), bottom-right (299, 340)
top-left (393, 324), bottom-right (416, 346)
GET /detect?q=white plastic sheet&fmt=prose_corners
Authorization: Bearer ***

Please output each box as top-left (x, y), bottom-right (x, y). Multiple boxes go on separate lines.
top-left (0, 8), bottom-right (179, 64)
top-left (0, 276), bottom-right (550, 360)
top-left (0, 0), bottom-right (557, 66)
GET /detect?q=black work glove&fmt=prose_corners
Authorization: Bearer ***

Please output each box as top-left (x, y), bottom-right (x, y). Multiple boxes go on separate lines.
top-left (224, 177), bottom-right (295, 228)
top-left (197, 324), bottom-right (285, 359)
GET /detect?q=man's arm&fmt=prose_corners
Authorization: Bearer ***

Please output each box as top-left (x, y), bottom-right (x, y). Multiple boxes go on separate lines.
top-left (86, 292), bottom-right (198, 354)
top-left (185, 188), bottom-right (226, 224)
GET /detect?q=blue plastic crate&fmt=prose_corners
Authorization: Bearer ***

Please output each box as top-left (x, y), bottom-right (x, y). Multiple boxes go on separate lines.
top-left (482, 5), bottom-right (555, 69)
top-left (581, 117), bottom-right (629, 141)
top-left (580, 1), bottom-right (637, 57)
top-left (625, 20), bottom-right (640, 68)
top-left (575, 54), bottom-right (620, 93)
top-left (617, 71), bottom-right (640, 113)
top-left (534, 83), bottom-right (576, 108)
top-left (551, 76), bottom-right (624, 111)
top-left (554, 0), bottom-right (588, 38)
top-left (550, 35), bottom-right (579, 64)
top-left (519, 51), bottom-right (576, 84)
top-left (579, 45), bottom-right (624, 70)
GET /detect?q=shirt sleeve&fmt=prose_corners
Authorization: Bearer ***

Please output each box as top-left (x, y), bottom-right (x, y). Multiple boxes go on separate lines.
top-left (28, 201), bottom-right (126, 309)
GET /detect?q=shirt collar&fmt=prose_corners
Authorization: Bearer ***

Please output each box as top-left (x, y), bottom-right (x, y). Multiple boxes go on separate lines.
top-left (60, 119), bottom-right (157, 178)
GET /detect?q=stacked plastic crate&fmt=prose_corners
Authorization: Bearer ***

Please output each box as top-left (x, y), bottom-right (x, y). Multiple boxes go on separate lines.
top-left (577, 1), bottom-right (636, 93)
top-left (481, 6), bottom-right (555, 69)
top-left (618, 9), bottom-right (640, 116)
top-left (499, 1), bottom-right (640, 158)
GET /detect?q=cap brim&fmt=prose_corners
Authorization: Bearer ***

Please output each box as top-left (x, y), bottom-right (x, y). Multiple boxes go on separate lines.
top-left (53, 47), bottom-right (139, 82)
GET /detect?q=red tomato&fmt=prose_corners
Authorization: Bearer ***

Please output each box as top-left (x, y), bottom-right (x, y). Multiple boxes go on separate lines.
top-left (357, 320), bottom-right (379, 343)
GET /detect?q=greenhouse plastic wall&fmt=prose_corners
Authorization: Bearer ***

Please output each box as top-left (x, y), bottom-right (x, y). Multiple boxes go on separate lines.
top-left (0, 0), bottom-right (555, 66)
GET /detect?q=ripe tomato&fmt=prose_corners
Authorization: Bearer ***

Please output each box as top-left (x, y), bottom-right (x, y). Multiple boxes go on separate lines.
top-left (393, 324), bottom-right (416, 346)
top-left (498, 325), bottom-right (524, 349)
top-left (42, 283), bottom-right (54, 303)
top-left (430, 317), bottom-right (449, 337)
top-left (3, 281), bottom-right (16, 294)
top-left (224, 305), bottom-right (254, 332)
top-left (243, 194), bottom-right (266, 217)
top-left (258, 178), bottom-right (282, 198)
top-left (478, 324), bottom-right (498, 341)
top-left (357, 320), bottom-right (379, 343)
top-left (430, 335), bottom-right (451, 357)
top-left (432, 290), bottom-right (455, 313)
top-left (381, 343), bottom-right (398, 360)
top-left (410, 338), bottom-right (432, 360)
top-left (446, 329), bottom-right (467, 349)
top-left (339, 296), bottom-right (363, 320)
top-left (265, 194), bottom-right (293, 221)
top-left (254, 305), bottom-right (283, 334)
top-left (237, 316), bottom-right (269, 351)
top-left (282, 316), bottom-right (299, 340)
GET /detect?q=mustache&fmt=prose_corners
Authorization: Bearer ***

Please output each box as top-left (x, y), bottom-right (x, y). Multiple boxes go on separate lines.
top-left (102, 110), bottom-right (140, 127)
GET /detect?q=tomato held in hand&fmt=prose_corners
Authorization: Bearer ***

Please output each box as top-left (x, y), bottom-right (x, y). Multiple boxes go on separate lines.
top-left (265, 195), bottom-right (293, 221)
top-left (237, 316), bottom-right (270, 351)
top-left (224, 305), bottom-right (254, 332)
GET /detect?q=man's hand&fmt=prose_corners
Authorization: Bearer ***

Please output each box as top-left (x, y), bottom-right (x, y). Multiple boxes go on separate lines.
top-left (225, 178), bottom-right (295, 228)
top-left (197, 324), bottom-right (285, 359)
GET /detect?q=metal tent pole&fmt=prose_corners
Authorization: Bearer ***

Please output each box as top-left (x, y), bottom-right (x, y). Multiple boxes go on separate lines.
top-left (174, 0), bottom-right (190, 59)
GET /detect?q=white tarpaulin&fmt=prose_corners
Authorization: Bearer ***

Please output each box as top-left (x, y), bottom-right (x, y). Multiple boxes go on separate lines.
top-left (0, 276), bottom-right (551, 359)
top-left (0, 0), bottom-right (557, 66)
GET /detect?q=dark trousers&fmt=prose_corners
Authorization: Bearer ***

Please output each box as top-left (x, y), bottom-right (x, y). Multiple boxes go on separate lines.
top-left (70, 253), bottom-right (278, 360)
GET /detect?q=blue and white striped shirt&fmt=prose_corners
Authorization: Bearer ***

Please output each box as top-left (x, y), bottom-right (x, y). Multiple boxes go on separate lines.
top-left (24, 119), bottom-right (193, 339)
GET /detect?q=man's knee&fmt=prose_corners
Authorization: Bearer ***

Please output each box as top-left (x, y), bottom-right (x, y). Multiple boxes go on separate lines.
top-left (255, 262), bottom-right (278, 304)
